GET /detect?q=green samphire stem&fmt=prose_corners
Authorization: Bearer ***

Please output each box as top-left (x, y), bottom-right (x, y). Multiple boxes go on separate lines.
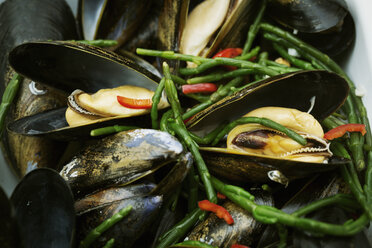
top-left (79, 205), bottom-right (132, 248)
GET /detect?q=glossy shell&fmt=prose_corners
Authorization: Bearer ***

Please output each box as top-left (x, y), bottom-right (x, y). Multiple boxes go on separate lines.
top-left (187, 191), bottom-right (273, 247)
top-left (187, 70), bottom-right (349, 135)
top-left (60, 129), bottom-right (191, 197)
top-left (199, 148), bottom-right (347, 183)
top-left (267, 0), bottom-right (348, 33)
top-left (78, 0), bottom-right (152, 49)
top-left (0, 0), bottom-right (78, 177)
top-left (267, 0), bottom-right (355, 59)
top-left (187, 70), bottom-right (349, 183)
top-left (76, 183), bottom-right (162, 248)
top-left (10, 168), bottom-right (75, 248)
top-left (7, 41), bottom-right (167, 140)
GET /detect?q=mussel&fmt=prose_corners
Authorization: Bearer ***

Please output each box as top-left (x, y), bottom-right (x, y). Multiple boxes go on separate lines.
top-left (0, 186), bottom-right (19, 248)
top-left (267, 0), bottom-right (355, 59)
top-left (10, 168), bottom-right (75, 248)
top-left (0, 0), bottom-right (79, 176)
top-left (60, 129), bottom-right (192, 197)
top-left (257, 173), bottom-right (371, 247)
top-left (186, 189), bottom-right (273, 248)
top-left (157, 0), bottom-right (259, 71)
top-left (78, 0), bottom-right (152, 50)
top-left (187, 70), bottom-right (349, 183)
top-left (7, 41), bottom-right (168, 140)
top-left (76, 183), bottom-right (163, 248)
top-left (180, 0), bottom-right (259, 58)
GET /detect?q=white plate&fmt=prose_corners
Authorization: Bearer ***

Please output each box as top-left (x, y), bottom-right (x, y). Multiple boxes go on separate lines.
top-left (0, 0), bottom-right (371, 197)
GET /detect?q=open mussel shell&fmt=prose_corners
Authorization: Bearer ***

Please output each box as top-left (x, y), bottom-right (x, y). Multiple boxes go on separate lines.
top-left (9, 41), bottom-right (161, 93)
top-left (187, 70), bottom-right (349, 135)
top-left (78, 0), bottom-right (151, 48)
top-left (60, 129), bottom-right (191, 197)
top-left (179, 0), bottom-right (259, 58)
top-left (7, 41), bottom-right (166, 140)
top-left (8, 107), bottom-right (152, 141)
top-left (10, 168), bottom-right (75, 248)
top-left (267, 0), bottom-right (355, 59)
top-left (199, 148), bottom-right (348, 184)
top-left (188, 70), bottom-right (349, 183)
top-left (76, 183), bottom-right (162, 247)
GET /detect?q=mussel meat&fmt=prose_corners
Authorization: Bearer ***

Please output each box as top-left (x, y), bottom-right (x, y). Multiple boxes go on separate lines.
top-left (7, 41), bottom-right (168, 140)
top-left (188, 70), bottom-right (349, 183)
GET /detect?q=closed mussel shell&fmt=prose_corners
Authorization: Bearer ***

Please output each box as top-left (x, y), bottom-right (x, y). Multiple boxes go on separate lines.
top-left (60, 129), bottom-right (187, 197)
top-left (187, 190), bottom-right (273, 248)
top-left (257, 174), bottom-right (370, 247)
top-left (267, 0), bottom-right (355, 59)
top-left (10, 168), bottom-right (75, 248)
top-left (76, 183), bottom-right (162, 248)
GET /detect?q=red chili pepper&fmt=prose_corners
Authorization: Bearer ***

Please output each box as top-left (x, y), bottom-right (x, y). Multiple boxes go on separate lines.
top-left (231, 244), bottom-right (250, 248)
top-left (323, 123), bottom-right (367, 140)
top-left (213, 48), bottom-right (243, 59)
top-left (182, 83), bottom-right (218, 94)
top-left (198, 200), bottom-right (234, 224)
top-left (213, 48), bottom-right (243, 71)
top-left (117, 95), bottom-right (152, 109)
top-left (217, 192), bottom-right (226, 199)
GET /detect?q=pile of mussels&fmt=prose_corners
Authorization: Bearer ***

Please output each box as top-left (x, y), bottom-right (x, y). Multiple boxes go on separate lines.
top-left (0, 0), bottom-right (371, 247)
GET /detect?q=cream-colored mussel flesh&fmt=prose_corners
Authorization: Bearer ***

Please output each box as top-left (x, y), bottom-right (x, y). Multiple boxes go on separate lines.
top-left (227, 106), bottom-right (332, 163)
top-left (66, 85), bottom-right (169, 126)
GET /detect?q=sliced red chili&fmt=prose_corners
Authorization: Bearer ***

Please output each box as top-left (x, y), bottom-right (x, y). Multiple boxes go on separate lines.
top-left (213, 48), bottom-right (243, 58)
top-left (182, 83), bottom-right (218, 94)
top-left (198, 200), bottom-right (234, 225)
top-left (231, 244), bottom-right (250, 248)
top-left (213, 48), bottom-right (243, 71)
top-left (324, 123), bottom-right (367, 140)
top-left (217, 192), bottom-right (226, 199)
top-left (117, 95), bottom-right (152, 109)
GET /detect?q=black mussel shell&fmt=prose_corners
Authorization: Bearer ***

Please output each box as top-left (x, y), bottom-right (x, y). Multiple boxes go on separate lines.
top-left (295, 13), bottom-right (355, 59)
top-left (7, 107), bottom-right (152, 141)
top-left (0, 187), bottom-right (19, 248)
top-left (76, 184), bottom-right (162, 248)
top-left (199, 148), bottom-right (348, 183)
top-left (187, 190), bottom-right (273, 248)
top-left (0, 0), bottom-right (78, 177)
top-left (60, 129), bottom-right (189, 197)
top-left (157, 0), bottom-right (189, 72)
top-left (267, 0), bottom-right (355, 59)
top-left (78, 0), bottom-right (151, 49)
top-left (7, 41), bottom-right (164, 140)
top-left (267, 0), bottom-right (348, 33)
top-left (258, 174), bottom-right (370, 247)
top-left (0, 0), bottom-right (78, 91)
top-left (187, 70), bottom-right (349, 135)
top-left (10, 168), bottom-right (75, 248)
top-left (9, 41), bottom-right (161, 93)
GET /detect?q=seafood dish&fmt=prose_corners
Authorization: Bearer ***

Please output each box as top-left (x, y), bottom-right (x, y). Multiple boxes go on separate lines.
top-left (0, 0), bottom-right (372, 247)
